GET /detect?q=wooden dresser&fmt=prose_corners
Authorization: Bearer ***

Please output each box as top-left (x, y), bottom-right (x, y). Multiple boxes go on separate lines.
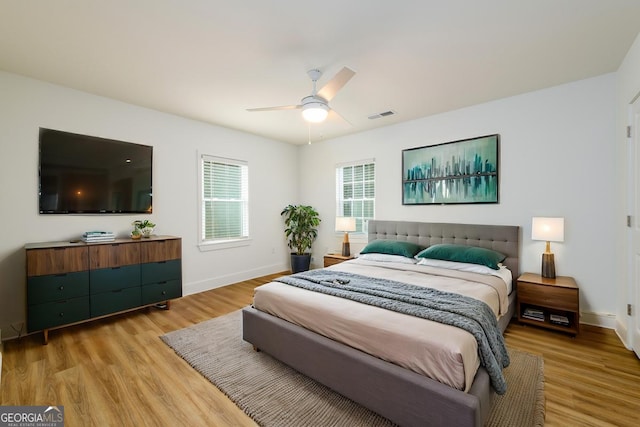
top-left (25, 235), bottom-right (182, 344)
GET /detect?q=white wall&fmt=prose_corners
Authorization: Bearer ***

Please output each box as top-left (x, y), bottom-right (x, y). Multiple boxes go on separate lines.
top-left (615, 33), bottom-right (640, 347)
top-left (0, 71), bottom-right (297, 339)
top-left (299, 74), bottom-right (617, 327)
top-left (0, 67), bottom-right (624, 339)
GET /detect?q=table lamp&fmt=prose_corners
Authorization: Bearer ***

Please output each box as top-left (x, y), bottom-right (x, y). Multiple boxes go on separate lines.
top-left (531, 217), bottom-right (564, 279)
top-left (335, 217), bottom-right (357, 257)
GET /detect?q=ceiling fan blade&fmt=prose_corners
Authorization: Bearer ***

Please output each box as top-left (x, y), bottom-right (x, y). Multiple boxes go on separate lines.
top-left (246, 104), bottom-right (301, 112)
top-left (328, 108), bottom-right (352, 126)
top-left (317, 67), bottom-right (356, 101)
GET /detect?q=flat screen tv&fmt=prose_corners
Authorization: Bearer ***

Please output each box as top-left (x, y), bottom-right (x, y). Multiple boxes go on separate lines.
top-left (39, 128), bottom-right (153, 214)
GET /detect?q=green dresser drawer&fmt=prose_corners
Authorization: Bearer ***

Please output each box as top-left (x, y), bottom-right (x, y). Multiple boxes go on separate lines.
top-left (90, 287), bottom-right (142, 317)
top-left (141, 259), bottom-right (181, 285)
top-left (28, 271), bottom-right (89, 305)
top-left (90, 265), bottom-right (141, 293)
top-left (141, 279), bottom-right (182, 305)
top-left (27, 296), bottom-right (90, 332)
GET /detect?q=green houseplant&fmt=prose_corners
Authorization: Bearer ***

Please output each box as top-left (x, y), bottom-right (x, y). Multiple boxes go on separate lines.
top-left (132, 219), bottom-right (156, 238)
top-left (281, 204), bottom-right (321, 273)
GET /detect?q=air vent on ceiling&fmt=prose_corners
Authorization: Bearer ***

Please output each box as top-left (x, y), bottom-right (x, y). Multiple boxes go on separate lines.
top-left (368, 110), bottom-right (396, 120)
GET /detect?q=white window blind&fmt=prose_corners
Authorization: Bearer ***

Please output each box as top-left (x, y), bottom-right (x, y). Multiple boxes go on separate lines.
top-left (201, 155), bottom-right (249, 243)
top-left (336, 160), bottom-right (375, 233)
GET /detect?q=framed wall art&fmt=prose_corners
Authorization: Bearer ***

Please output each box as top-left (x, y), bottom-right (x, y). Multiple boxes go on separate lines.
top-left (402, 134), bottom-right (499, 205)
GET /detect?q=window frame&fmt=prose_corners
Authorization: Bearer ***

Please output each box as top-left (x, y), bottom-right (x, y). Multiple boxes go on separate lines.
top-left (335, 158), bottom-right (375, 236)
top-left (198, 153), bottom-right (250, 251)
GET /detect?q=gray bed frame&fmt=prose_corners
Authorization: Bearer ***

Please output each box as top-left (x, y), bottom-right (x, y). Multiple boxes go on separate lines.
top-left (242, 220), bottom-right (520, 427)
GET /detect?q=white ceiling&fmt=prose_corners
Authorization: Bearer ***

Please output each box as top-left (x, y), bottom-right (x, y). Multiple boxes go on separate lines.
top-left (1, 1), bottom-right (639, 145)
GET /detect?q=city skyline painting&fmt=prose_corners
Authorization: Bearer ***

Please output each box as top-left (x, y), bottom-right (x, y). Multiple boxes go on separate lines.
top-left (402, 134), bottom-right (499, 205)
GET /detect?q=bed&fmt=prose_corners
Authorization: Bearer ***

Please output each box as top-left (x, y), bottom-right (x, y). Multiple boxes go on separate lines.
top-left (242, 220), bottom-right (519, 427)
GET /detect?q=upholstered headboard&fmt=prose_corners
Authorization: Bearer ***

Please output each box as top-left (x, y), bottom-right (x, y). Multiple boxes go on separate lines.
top-left (367, 220), bottom-right (520, 278)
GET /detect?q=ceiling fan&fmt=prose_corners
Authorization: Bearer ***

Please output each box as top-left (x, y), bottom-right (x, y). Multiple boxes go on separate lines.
top-left (247, 66), bottom-right (356, 124)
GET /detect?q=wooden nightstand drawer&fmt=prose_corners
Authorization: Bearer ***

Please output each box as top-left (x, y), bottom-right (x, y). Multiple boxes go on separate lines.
top-left (324, 254), bottom-right (354, 267)
top-left (518, 281), bottom-right (579, 311)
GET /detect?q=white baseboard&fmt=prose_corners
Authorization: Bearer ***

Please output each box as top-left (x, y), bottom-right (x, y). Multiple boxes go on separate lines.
top-left (615, 319), bottom-right (632, 350)
top-left (580, 311), bottom-right (617, 329)
top-left (183, 262), bottom-right (288, 296)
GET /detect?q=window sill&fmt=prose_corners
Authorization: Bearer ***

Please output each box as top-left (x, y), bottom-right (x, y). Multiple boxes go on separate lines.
top-left (335, 232), bottom-right (367, 243)
top-left (198, 238), bottom-right (252, 252)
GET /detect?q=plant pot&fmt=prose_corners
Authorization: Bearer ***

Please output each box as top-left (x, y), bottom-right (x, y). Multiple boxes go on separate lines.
top-left (290, 254), bottom-right (311, 273)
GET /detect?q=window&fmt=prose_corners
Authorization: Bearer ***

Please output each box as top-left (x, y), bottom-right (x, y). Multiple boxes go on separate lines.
top-left (336, 160), bottom-right (375, 233)
top-left (200, 155), bottom-right (249, 245)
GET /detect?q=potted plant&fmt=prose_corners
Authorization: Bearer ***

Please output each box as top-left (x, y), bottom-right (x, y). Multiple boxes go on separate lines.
top-left (281, 204), bottom-right (321, 273)
top-left (132, 219), bottom-right (156, 238)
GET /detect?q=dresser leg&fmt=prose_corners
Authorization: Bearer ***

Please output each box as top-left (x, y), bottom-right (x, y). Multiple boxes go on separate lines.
top-left (154, 301), bottom-right (171, 310)
top-left (43, 329), bottom-right (49, 345)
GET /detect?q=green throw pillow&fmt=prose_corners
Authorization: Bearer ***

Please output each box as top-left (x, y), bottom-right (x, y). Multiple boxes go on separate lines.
top-left (360, 239), bottom-right (423, 258)
top-left (415, 244), bottom-right (506, 270)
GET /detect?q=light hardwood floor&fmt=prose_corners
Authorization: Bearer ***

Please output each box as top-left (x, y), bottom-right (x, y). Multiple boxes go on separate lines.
top-left (2, 272), bottom-right (639, 427)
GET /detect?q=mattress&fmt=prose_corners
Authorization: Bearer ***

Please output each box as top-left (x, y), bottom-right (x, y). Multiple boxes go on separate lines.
top-left (252, 258), bottom-right (511, 392)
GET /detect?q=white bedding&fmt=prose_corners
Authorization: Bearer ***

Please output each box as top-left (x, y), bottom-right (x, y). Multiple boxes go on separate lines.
top-left (252, 258), bottom-right (511, 392)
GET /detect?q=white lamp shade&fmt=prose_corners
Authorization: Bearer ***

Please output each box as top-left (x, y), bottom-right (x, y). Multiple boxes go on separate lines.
top-left (302, 103), bottom-right (329, 123)
top-left (335, 216), bottom-right (356, 232)
top-left (531, 217), bottom-right (564, 242)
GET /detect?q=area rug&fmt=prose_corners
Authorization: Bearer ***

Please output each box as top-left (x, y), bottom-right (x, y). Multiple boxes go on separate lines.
top-left (161, 310), bottom-right (545, 427)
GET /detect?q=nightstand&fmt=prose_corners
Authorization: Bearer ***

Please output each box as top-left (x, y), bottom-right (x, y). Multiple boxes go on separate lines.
top-left (517, 272), bottom-right (580, 335)
top-left (323, 254), bottom-right (354, 267)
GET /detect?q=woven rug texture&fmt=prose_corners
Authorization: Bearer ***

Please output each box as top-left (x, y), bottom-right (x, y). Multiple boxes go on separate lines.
top-left (161, 310), bottom-right (545, 427)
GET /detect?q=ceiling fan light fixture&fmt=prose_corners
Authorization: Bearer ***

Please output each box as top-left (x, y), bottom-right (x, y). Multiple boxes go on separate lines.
top-left (302, 102), bottom-right (329, 123)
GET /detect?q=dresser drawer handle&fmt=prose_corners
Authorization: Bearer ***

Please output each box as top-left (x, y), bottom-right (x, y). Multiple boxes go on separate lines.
top-left (161, 291), bottom-right (166, 295)
top-left (59, 312), bottom-right (64, 317)
top-left (59, 286), bottom-right (64, 291)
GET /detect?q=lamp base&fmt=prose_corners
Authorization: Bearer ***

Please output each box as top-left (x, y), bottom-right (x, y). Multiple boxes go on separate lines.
top-left (541, 253), bottom-right (556, 279)
top-left (342, 242), bottom-right (351, 257)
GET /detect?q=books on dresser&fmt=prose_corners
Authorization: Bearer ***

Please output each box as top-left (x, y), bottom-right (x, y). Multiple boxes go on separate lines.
top-left (82, 231), bottom-right (115, 242)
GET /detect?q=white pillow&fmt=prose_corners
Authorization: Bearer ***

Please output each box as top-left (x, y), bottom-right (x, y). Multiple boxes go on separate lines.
top-left (416, 257), bottom-right (498, 274)
top-left (416, 258), bottom-right (513, 290)
top-left (357, 253), bottom-right (418, 264)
